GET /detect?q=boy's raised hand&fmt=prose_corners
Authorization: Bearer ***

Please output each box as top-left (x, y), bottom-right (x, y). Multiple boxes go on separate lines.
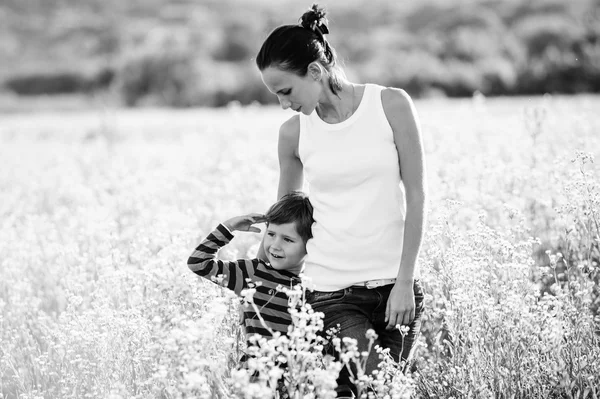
top-left (223, 213), bottom-right (267, 233)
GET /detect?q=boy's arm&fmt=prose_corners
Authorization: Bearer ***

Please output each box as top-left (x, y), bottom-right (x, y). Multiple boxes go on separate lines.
top-left (187, 214), bottom-right (266, 296)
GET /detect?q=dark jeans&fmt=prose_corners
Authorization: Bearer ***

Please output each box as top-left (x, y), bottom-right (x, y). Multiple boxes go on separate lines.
top-left (307, 280), bottom-right (425, 397)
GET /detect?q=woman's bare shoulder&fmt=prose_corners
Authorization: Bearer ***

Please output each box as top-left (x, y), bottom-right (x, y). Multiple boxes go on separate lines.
top-left (278, 115), bottom-right (301, 159)
top-left (279, 115), bottom-right (300, 141)
top-left (380, 87), bottom-right (414, 117)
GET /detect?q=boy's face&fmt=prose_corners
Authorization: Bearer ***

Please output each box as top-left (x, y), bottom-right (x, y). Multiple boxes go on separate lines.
top-left (263, 221), bottom-right (307, 274)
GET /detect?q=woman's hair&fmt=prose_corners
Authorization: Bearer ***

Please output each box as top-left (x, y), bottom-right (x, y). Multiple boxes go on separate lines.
top-left (266, 191), bottom-right (315, 243)
top-left (256, 4), bottom-right (343, 94)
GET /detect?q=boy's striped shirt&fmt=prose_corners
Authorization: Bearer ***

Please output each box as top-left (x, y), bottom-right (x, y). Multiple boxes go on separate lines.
top-left (187, 224), bottom-right (300, 339)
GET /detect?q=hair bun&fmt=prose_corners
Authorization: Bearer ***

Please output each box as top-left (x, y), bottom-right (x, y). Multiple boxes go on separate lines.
top-left (299, 4), bottom-right (330, 35)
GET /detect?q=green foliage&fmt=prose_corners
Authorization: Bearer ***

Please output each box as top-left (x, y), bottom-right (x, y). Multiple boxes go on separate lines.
top-left (1, 0), bottom-right (599, 105)
top-left (3, 69), bottom-right (115, 96)
top-left (212, 21), bottom-right (260, 63)
top-left (4, 72), bottom-right (88, 95)
top-left (1, 97), bottom-right (599, 398)
top-left (514, 14), bottom-right (582, 58)
top-left (116, 44), bottom-right (199, 107)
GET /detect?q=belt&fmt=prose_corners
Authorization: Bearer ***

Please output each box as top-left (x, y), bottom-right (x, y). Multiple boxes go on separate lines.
top-left (352, 278), bottom-right (396, 289)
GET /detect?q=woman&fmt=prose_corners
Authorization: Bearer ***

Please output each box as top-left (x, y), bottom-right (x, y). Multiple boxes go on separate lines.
top-left (256, 4), bottom-right (427, 396)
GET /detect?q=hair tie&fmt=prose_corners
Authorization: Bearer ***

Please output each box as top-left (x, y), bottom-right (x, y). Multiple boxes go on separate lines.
top-left (310, 19), bottom-right (329, 35)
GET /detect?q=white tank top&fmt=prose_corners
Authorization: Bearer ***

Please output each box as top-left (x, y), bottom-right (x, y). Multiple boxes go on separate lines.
top-left (298, 84), bottom-right (407, 291)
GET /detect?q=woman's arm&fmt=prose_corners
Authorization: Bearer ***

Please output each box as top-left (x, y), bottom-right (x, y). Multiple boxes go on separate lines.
top-left (277, 115), bottom-right (304, 198)
top-left (257, 116), bottom-right (304, 261)
top-left (382, 88), bottom-right (428, 329)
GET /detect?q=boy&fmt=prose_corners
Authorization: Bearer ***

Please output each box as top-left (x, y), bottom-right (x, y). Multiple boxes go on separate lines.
top-left (187, 191), bottom-right (314, 339)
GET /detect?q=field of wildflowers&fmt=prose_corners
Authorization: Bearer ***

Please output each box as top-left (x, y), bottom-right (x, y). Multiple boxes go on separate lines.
top-left (1, 95), bottom-right (599, 398)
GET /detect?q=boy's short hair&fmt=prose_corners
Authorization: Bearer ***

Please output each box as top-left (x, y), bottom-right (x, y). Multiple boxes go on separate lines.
top-left (266, 191), bottom-right (314, 243)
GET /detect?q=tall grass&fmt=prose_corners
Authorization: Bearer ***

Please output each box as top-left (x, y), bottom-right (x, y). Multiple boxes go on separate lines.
top-left (1, 96), bottom-right (599, 398)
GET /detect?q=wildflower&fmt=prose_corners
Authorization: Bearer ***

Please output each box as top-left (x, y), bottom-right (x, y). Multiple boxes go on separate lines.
top-left (268, 367), bottom-right (284, 380)
top-left (240, 288), bottom-right (256, 304)
top-left (212, 274), bottom-right (225, 285)
top-left (395, 325), bottom-right (410, 336)
top-left (365, 329), bottom-right (378, 341)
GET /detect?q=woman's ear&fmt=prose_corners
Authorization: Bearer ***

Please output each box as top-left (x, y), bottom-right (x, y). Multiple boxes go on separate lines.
top-left (308, 62), bottom-right (322, 81)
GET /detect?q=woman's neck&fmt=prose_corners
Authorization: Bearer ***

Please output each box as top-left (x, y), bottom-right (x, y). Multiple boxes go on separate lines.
top-left (315, 80), bottom-right (359, 124)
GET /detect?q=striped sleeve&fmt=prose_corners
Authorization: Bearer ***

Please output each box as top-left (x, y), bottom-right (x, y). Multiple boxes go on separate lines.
top-left (187, 224), bottom-right (258, 295)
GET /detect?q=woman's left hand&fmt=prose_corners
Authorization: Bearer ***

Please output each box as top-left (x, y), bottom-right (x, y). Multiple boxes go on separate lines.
top-left (385, 280), bottom-right (415, 330)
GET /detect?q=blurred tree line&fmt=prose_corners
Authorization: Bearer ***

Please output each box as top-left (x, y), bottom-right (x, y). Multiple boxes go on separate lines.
top-left (1, 0), bottom-right (599, 107)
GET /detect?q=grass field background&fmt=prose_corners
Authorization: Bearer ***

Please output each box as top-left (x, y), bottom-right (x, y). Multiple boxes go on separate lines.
top-left (1, 95), bottom-right (599, 398)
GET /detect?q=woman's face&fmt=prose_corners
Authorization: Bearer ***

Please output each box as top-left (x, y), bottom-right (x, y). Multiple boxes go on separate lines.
top-left (261, 66), bottom-right (321, 115)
